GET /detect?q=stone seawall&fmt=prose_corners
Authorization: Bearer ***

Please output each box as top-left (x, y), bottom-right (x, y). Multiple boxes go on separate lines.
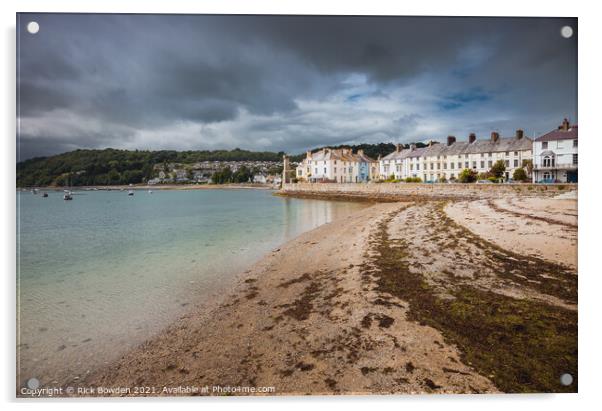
top-left (279, 182), bottom-right (577, 201)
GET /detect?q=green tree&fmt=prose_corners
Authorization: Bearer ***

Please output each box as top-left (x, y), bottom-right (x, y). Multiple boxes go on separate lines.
top-left (107, 168), bottom-right (121, 185)
top-left (490, 160), bottom-right (506, 179)
top-left (458, 168), bottom-right (478, 183)
top-left (513, 167), bottom-right (528, 182)
top-left (232, 166), bottom-right (252, 183)
top-left (522, 159), bottom-right (533, 175)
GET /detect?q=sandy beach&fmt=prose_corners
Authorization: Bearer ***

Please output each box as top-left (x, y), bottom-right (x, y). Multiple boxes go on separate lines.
top-left (78, 190), bottom-right (577, 395)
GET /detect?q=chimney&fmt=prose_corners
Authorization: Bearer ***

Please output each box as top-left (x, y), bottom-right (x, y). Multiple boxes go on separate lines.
top-left (469, 133), bottom-right (476, 144)
top-left (410, 144), bottom-right (416, 151)
top-left (306, 151), bottom-right (312, 159)
top-left (560, 118), bottom-right (570, 131)
top-left (491, 131), bottom-right (500, 142)
top-left (447, 136), bottom-right (456, 146)
top-left (515, 129), bottom-right (524, 140)
top-left (395, 144), bottom-right (402, 152)
top-left (358, 149), bottom-right (364, 156)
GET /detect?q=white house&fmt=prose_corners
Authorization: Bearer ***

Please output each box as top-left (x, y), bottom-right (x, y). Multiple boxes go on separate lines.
top-left (295, 148), bottom-right (378, 183)
top-left (532, 119), bottom-right (578, 183)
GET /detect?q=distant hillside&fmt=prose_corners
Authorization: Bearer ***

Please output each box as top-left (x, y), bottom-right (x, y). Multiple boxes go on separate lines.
top-left (16, 143), bottom-right (431, 187)
top-left (16, 148), bottom-right (285, 187)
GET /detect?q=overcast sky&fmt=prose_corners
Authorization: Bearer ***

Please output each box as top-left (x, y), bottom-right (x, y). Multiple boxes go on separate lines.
top-left (17, 14), bottom-right (577, 160)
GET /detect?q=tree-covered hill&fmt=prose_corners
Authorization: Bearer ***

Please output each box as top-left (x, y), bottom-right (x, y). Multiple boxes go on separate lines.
top-left (16, 148), bottom-right (285, 187)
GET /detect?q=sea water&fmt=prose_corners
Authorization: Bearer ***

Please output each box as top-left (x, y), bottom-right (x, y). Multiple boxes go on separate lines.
top-left (17, 188), bottom-right (367, 386)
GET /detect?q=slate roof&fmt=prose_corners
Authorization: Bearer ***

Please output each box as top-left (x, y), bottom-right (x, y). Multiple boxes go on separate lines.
top-left (306, 148), bottom-right (376, 163)
top-left (384, 136), bottom-right (532, 160)
top-left (534, 125), bottom-right (578, 142)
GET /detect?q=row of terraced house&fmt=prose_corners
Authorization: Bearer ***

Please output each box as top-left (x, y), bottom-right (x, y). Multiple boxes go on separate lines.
top-left (293, 119), bottom-right (578, 183)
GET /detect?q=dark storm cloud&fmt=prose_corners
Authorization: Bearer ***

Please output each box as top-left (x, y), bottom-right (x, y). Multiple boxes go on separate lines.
top-left (17, 14), bottom-right (577, 160)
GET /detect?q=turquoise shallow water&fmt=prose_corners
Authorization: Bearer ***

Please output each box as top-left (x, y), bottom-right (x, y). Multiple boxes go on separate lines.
top-left (17, 188), bottom-right (367, 385)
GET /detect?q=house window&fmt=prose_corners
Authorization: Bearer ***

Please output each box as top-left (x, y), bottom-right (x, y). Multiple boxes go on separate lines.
top-left (543, 172), bottom-right (551, 180)
top-left (488, 152), bottom-right (492, 157)
top-left (465, 154), bottom-right (469, 159)
top-left (410, 164), bottom-right (414, 170)
top-left (505, 152), bottom-right (509, 156)
top-left (573, 140), bottom-right (578, 147)
top-left (437, 163), bottom-right (440, 170)
top-left (472, 161), bottom-right (477, 169)
top-left (458, 162), bottom-right (462, 169)
top-left (430, 163), bottom-right (434, 170)
top-left (465, 162), bottom-right (469, 168)
top-left (542, 142), bottom-right (548, 149)
top-left (315, 168), bottom-right (318, 174)
top-left (416, 164), bottom-right (420, 170)
top-left (514, 159), bottom-right (518, 167)
top-left (480, 161), bottom-right (485, 168)
top-left (450, 163), bottom-right (454, 169)
top-left (488, 160), bottom-right (492, 168)
top-left (514, 151), bottom-right (518, 156)
top-left (505, 160), bottom-right (510, 167)
top-left (334, 167), bottom-right (337, 173)
top-left (480, 153), bottom-right (484, 157)
top-left (543, 156), bottom-right (555, 167)
top-left (573, 154), bottom-right (578, 165)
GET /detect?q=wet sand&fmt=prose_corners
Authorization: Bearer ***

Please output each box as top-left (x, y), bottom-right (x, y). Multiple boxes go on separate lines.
top-left (75, 191), bottom-right (577, 396)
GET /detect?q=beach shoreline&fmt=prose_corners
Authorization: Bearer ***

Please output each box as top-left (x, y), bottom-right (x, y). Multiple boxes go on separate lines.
top-left (26, 190), bottom-right (577, 397)
top-left (19, 183), bottom-right (278, 191)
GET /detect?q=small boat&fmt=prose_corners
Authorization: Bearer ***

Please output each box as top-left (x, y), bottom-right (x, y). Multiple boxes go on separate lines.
top-left (42, 192), bottom-right (48, 198)
top-left (128, 190), bottom-right (134, 196)
top-left (32, 189), bottom-right (38, 195)
top-left (63, 190), bottom-right (73, 200)
top-left (148, 189), bottom-right (153, 194)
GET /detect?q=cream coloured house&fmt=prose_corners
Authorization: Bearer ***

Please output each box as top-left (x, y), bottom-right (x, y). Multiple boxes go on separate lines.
top-left (295, 148), bottom-right (378, 183)
top-left (379, 130), bottom-right (533, 182)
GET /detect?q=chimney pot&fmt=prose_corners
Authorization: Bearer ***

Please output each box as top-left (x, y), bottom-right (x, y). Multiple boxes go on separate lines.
top-left (515, 129), bottom-right (524, 140)
top-left (561, 118), bottom-right (570, 131)
top-left (410, 144), bottom-right (416, 151)
top-left (447, 136), bottom-right (456, 146)
top-left (469, 133), bottom-right (476, 144)
top-left (395, 144), bottom-right (402, 152)
top-left (491, 132), bottom-right (500, 142)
